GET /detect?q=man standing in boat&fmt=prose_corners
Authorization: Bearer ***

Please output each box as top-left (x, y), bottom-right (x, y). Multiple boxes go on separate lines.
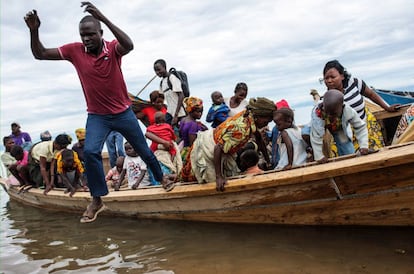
top-left (24, 2), bottom-right (175, 223)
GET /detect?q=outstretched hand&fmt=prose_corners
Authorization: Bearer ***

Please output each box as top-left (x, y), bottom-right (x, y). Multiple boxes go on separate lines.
top-left (386, 104), bottom-right (401, 112)
top-left (24, 9), bottom-right (41, 30)
top-left (81, 2), bottom-right (105, 21)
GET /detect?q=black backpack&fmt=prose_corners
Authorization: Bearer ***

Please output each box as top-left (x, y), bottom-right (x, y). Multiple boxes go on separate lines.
top-left (165, 68), bottom-right (190, 98)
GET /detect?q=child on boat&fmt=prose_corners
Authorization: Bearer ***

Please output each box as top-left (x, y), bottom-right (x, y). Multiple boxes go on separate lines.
top-left (239, 149), bottom-right (263, 175)
top-left (273, 107), bottom-right (308, 170)
top-left (56, 149), bottom-right (88, 196)
top-left (28, 134), bottom-right (72, 194)
top-left (145, 112), bottom-right (183, 177)
top-left (310, 89), bottom-right (369, 163)
top-left (1, 136), bottom-right (19, 186)
top-left (9, 145), bottom-right (31, 191)
top-left (118, 142), bottom-right (151, 190)
top-left (105, 156), bottom-right (125, 190)
top-left (206, 91), bottom-right (230, 128)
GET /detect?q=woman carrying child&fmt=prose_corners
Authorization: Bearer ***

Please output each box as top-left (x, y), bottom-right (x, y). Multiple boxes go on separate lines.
top-left (145, 112), bottom-right (183, 177)
top-left (179, 96), bottom-right (208, 181)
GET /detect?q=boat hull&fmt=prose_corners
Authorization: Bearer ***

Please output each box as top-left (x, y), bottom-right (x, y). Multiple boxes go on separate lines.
top-left (375, 89), bottom-right (414, 105)
top-left (2, 143), bottom-right (414, 226)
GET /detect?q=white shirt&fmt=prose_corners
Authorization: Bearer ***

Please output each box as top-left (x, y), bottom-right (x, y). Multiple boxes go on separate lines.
top-left (276, 127), bottom-right (308, 170)
top-left (123, 155), bottom-right (150, 188)
top-left (224, 97), bottom-right (248, 117)
top-left (160, 74), bottom-right (186, 118)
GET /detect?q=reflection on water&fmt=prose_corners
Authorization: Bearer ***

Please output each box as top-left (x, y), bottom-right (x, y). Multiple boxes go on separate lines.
top-left (1, 187), bottom-right (413, 274)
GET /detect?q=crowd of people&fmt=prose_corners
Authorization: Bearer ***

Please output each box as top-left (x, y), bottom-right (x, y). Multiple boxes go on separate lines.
top-left (1, 2), bottom-right (403, 223)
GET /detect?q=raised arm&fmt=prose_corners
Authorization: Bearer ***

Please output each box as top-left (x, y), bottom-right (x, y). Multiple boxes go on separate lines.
top-left (81, 2), bottom-right (133, 55)
top-left (24, 10), bottom-right (61, 60)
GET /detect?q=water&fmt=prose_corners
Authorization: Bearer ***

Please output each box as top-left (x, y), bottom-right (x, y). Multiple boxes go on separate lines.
top-left (1, 188), bottom-right (413, 274)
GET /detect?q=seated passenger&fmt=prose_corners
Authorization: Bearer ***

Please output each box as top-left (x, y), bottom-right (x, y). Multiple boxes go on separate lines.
top-left (9, 122), bottom-right (32, 151)
top-left (1, 137), bottom-right (17, 179)
top-left (56, 149), bottom-right (88, 196)
top-left (118, 142), bottom-right (151, 190)
top-left (310, 89), bottom-right (368, 163)
top-left (206, 91), bottom-right (230, 128)
top-left (9, 145), bottom-right (30, 190)
top-left (273, 108), bottom-right (307, 170)
top-left (105, 156), bottom-right (125, 190)
top-left (72, 128), bottom-right (86, 165)
top-left (179, 96), bottom-right (208, 181)
top-left (145, 112), bottom-right (182, 176)
top-left (40, 130), bottom-right (52, 141)
top-left (239, 149), bottom-right (263, 175)
top-left (134, 90), bottom-right (168, 127)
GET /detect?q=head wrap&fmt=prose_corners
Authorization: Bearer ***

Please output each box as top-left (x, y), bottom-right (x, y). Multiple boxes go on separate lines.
top-left (247, 97), bottom-right (276, 117)
top-left (275, 99), bottom-right (290, 110)
top-left (54, 134), bottom-right (72, 147)
top-left (40, 130), bottom-right (52, 141)
top-left (184, 96), bottom-right (203, 113)
top-left (75, 128), bottom-right (86, 141)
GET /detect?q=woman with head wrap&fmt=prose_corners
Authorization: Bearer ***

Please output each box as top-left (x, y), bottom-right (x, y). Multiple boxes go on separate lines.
top-left (183, 97), bottom-right (276, 191)
top-left (72, 128), bottom-right (86, 164)
top-left (179, 97), bottom-right (208, 148)
top-left (178, 97), bottom-right (208, 181)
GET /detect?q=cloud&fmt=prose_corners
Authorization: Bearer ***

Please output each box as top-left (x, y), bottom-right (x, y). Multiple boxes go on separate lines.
top-left (1, 0), bottom-right (414, 149)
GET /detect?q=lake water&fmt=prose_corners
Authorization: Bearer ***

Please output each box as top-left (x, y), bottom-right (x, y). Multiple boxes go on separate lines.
top-left (1, 187), bottom-right (413, 274)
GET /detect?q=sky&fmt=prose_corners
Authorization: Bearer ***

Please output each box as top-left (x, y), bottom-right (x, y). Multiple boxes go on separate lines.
top-left (1, 0), bottom-right (414, 149)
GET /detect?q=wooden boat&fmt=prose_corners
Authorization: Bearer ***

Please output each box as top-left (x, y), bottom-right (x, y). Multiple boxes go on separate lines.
top-left (373, 88), bottom-right (414, 105)
top-left (1, 106), bottom-right (414, 226)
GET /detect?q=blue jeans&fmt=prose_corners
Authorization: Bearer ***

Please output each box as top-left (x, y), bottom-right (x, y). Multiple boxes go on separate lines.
top-left (332, 132), bottom-right (355, 156)
top-left (105, 131), bottom-right (125, 167)
top-left (84, 107), bottom-right (163, 197)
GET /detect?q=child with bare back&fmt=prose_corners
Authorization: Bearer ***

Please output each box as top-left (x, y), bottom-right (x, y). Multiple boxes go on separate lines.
top-left (117, 142), bottom-right (151, 190)
top-left (273, 108), bottom-right (308, 170)
top-left (105, 156), bottom-right (125, 189)
top-left (239, 149), bottom-right (263, 175)
top-left (56, 149), bottom-right (88, 196)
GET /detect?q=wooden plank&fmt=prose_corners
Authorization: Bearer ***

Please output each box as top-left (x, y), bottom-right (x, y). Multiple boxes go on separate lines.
top-left (335, 162), bottom-right (414, 195)
top-left (142, 188), bottom-right (414, 226)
